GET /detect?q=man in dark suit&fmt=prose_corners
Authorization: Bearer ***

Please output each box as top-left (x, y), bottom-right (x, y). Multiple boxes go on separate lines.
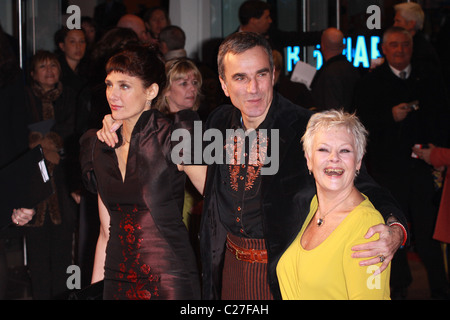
top-left (353, 26), bottom-right (449, 299)
top-left (310, 27), bottom-right (360, 112)
top-left (200, 31), bottom-right (408, 300)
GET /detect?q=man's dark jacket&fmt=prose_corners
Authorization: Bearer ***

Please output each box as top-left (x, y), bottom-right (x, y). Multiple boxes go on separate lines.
top-left (353, 62), bottom-right (450, 174)
top-left (310, 54), bottom-right (360, 112)
top-left (199, 92), bottom-right (406, 300)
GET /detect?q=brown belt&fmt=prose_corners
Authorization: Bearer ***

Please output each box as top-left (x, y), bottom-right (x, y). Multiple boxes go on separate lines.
top-left (226, 235), bottom-right (268, 264)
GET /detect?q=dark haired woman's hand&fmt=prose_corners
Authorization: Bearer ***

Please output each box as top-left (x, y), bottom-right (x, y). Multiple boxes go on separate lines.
top-left (97, 114), bottom-right (122, 147)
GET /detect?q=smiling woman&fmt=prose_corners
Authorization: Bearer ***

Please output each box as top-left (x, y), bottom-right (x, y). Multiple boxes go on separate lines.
top-left (277, 109), bottom-right (391, 300)
top-left (80, 45), bottom-right (206, 300)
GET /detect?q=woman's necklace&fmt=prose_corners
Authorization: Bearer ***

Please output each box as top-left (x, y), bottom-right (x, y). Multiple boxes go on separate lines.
top-left (316, 191), bottom-right (352, 227)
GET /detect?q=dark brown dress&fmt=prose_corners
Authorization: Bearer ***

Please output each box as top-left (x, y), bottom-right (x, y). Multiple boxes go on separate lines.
top-left (80, 109), bottom-right (201, 300)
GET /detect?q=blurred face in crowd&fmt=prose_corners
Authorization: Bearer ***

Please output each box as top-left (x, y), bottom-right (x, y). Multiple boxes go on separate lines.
top-left (81, 21), bottom-right (96, 44)
top-left (117, 15), bottom-right (151, 44)
top-left (165, 71), bottom-right (200, 112)
top-left (132, 20), bottom-right (151, 44)
top-left (105, 71), bottom-right (158, 124)
top-left (31, 58), bottom-right (60, 91)
top-left (59, 29), bottom-right (86, 64)
top-left (219, 46), bottom-right (275, 129)
top-left (147, 9), bottom-right (169, 38)
top-left (253, 9), bottom-right (272, 34)
top-left (382, 31), bottom-right (413, 71)
top-left (393, 12), bottom-right (416, 35)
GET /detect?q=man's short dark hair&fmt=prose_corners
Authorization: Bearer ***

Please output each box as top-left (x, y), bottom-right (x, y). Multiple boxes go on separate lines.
top-left (238, 0), bottom-right (271, 26)
top-left (159, 25), bottom-right (186, 50)
top-left (217, 31), bottom-right (273, 80)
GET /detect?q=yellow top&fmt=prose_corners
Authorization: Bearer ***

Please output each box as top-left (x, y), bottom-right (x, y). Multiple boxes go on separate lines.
top-left (277, 195), bottom-right (391, 300)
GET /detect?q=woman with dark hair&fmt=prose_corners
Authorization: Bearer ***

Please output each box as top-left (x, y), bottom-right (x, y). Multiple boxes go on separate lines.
top-left (80, 45), bottom-right (205, 300)
top-left (54, 27), bottom-right (88, 95)
top-left (81, 16), bottom-right (98, 53)
top-left (75, 28), bottom-right (141, 288)
top-left (86, 27), bottom-right (139, 129)
top-left (54, 27), bottom-right (90, 140)
top-left (143, 6), bottom-right (170, 43)
top-left (24, 50), bottom-right (79, 299)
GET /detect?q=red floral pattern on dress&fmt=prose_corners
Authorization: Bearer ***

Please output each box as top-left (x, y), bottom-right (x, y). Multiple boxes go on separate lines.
top-left (113, 204), bottom-right (160, 300)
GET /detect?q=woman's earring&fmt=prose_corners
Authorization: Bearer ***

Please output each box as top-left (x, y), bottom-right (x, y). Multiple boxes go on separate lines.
top-left (355, 169), bottom-right (360, 177)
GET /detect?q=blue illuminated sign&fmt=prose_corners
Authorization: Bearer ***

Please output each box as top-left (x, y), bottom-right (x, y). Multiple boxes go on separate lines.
top-left (286, 35), bottom-right (381, 71)
top-left (286, 46), bottom-right (301, 72)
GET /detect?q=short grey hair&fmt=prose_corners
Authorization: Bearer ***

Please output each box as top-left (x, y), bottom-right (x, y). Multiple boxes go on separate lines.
top-left (382, 26), bottom-right (413, 45)
top-left (301, 109), bottom-right (368, 163)
top-left (394, 2), bottom-right (424, 31)
top-left (217, 31), bottom-right (273, 80)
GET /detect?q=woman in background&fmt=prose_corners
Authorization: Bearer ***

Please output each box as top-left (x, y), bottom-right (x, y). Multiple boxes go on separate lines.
top-left (143, 6), bottom-right (170, 44)
top-left (54, 27), bottom-right (88, 96)
top-left (24, 50), bottom-right (78, 299)
top-left (155, 57), bottom-right (204, 250)
top-left (155, 58), bottom-right (202, 115)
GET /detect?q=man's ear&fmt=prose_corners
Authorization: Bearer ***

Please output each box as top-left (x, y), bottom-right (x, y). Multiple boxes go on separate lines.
top-left (219, 76), bottom-right (230, 97)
